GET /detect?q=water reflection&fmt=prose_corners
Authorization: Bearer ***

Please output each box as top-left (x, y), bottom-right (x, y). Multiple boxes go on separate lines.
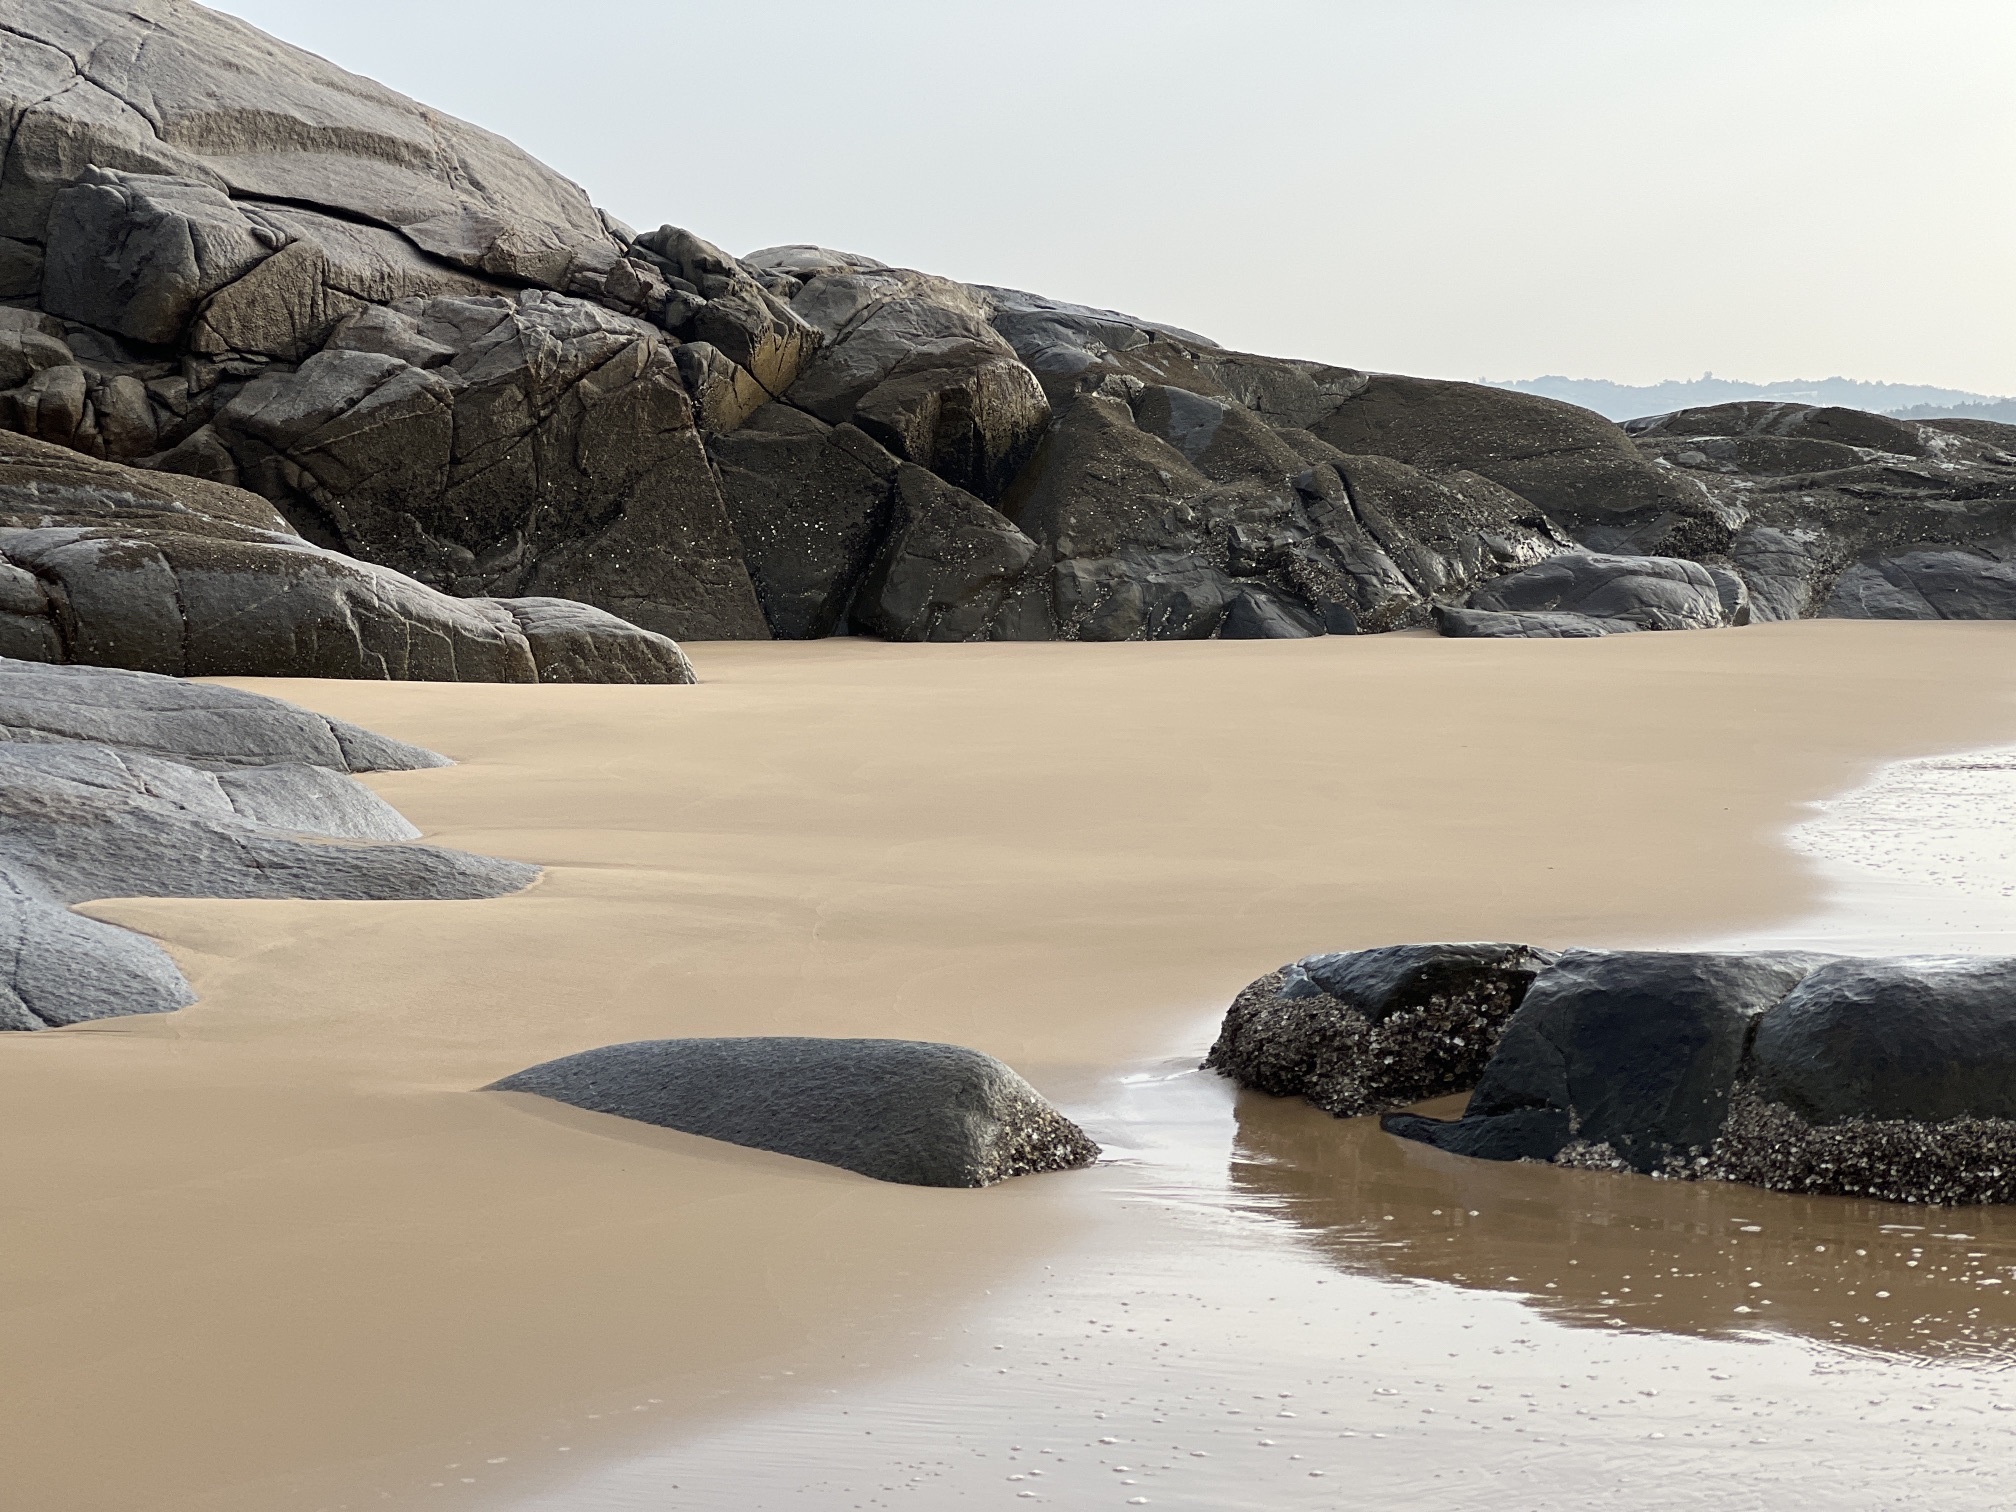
top-left (1227, 1087), bottom-right (2016, 1361)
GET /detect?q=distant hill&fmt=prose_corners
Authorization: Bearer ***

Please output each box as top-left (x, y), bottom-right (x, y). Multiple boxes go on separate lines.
top-left (1489, 374), bottom-right (2016, 425)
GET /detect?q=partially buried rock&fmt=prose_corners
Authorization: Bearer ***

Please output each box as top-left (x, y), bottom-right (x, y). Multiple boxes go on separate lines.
top-left (488, 1037), bottom-right (1100, 1187)
top-left (0, 657), bottom-right (536, 1029)
top-left (1204, 943), bottom-right (1558, 1116)
top-left (1356, 945), bottom-right (2016, 1204)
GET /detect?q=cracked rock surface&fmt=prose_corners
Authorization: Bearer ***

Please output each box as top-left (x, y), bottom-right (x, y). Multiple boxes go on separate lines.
top-left (0, 656), bottom-right (536, 1030)
top-left (0, 429), bottom-right (694, 681)
top-left (8, 2), bottom-right (2016, 647)
top-left (1227, 944), bottom-right (2016, 1204)
top-left (490, 1037), bottom-right (1101, 1188)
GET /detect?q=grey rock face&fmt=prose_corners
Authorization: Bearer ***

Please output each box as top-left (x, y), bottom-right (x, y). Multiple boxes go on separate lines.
top-left (0, 431), bottom-right (694, 682)
top-left (11, 1), bottom-right (2016, 648)
top-left (1205, 943), bottom-right (1558, 1117)
top-left (0, 657), bottom-right (535, 1029)
top-left (1824, 552), bottom-right (2016, 621)
top-left (1437, 553), bottom-right (1750, 638)
top-left (489, 1037), bottom-right (1101, 1188)
top-left (1622, 401), bottom-right (2016, 626)
top-left (3, 0), bottom-right (619, 288)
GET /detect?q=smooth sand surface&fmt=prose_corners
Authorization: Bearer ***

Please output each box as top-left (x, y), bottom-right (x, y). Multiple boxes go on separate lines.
top-left (9, 622), bottom-right (2016, 1511)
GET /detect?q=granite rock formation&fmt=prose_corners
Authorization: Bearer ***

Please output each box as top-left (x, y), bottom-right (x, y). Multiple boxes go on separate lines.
top-left (6, 1), bottom-right (2016, 649)
top-left (0, 657), bottom-right (536, 1029)
top-left (0, 429), bottom-right (693, 680)
top-left (1216, 943), bottom-right (2016, 1204)
top-left (489, 1036), bottom-right (1102, 1187)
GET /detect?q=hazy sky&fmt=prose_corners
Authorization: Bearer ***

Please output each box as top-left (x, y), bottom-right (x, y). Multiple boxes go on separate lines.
top-left (206, 1), bottom-right (2016, 393)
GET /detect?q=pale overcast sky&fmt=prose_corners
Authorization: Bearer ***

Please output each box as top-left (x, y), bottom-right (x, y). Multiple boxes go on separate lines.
top-left (206, 1), bottom-right (2016, 394)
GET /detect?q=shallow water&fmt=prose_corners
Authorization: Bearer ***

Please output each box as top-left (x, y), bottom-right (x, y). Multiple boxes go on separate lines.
top-left (496, 743), bottom-right (2016, 1511)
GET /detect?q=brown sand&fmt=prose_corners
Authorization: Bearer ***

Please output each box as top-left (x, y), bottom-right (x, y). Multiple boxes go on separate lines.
top-left (7, 621), bottom-right (2016, 1511)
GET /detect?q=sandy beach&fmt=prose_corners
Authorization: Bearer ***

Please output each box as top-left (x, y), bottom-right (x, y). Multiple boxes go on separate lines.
top-left (9, 622), bottom-right (2016, 1511)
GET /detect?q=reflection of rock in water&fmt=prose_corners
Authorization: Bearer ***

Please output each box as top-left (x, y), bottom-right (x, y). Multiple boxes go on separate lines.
top-left (1227, 1088), bottom-right (2016, 1361)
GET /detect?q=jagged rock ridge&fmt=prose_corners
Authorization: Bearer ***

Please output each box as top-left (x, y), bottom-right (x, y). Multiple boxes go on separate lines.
top-left (3, 0), bottom-right (2016, 657)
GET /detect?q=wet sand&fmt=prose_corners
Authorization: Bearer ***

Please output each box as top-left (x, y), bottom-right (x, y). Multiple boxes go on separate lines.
top-left (8, 622), bottom-right (2016, 1511)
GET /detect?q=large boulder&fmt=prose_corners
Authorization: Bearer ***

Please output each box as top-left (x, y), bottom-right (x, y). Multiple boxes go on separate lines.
top-left (489, 1037), bottom-right (1101, 1188)
top-left (1204, 943), bottom-right (1557, 1117)
top-left (1292, 944), bottom-right (2016, 1204)
top-left (0, 430), bottom-right (694, 681)
top-left (0, 657), bottom-right (535, 1030)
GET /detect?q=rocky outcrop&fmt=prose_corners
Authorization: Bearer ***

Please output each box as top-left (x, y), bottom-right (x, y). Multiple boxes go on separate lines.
top-left (0, 657), bottom-right (535, 1029)
top-left (489, 1036), bottom-right (1101, 1187)
top-left (0, 430), bottom-right (693, 681)
top-left (1217, 943), bottom-right (2016, 1204)
top-left (1620, 403), bottom-right (2016, 625)
top-left (8, 1), bottom-right (2016, 649)
top-left (1204, 943), bottom-right (1558, 1117)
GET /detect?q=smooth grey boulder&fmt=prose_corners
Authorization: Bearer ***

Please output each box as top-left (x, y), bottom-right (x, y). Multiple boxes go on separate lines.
top-left (1437, 552), bottom-right (1750, 638)
top-left (0, 657), bottom-right (536, 1029)
top-left (0, 431), bottom-right (696, 681)
top-left (489, 1037), bottom-right (1101, 1188)
top-left (0, 657), bottom-right (443, 771)
top-left (1205, 943), bottom-right (1558, 1117)
top-left (1385, 951), bottom-right (1831, 1171)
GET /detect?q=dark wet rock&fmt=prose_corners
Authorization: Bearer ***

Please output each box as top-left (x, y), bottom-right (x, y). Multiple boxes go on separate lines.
top-left (1205, 943), bottom-right (1558, 1117)
top-left (0, 431), bottom-right (695, 681)
top-left (1386, 951), bottom-right (1831, 1172)
top-left (1749, 957), bottom-right (2016, 1126)
top-left (709, 404), bottom-right (897, 639)
top-left (489, 1037), bottom-right (1101, 1188)
top-left (781, 268), bottom-right (1046, 502)
top-left (1436, 553), bottom-right (1749, 638)
top-left (1339, 944), bottom-right (2016, 1204)
top-left (0, 656), bottom-right (534, 1029)
top-left (849, 466), bottom-right (1040, 642)
top-left (1703, 956), bottom-right (2016, 1203)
